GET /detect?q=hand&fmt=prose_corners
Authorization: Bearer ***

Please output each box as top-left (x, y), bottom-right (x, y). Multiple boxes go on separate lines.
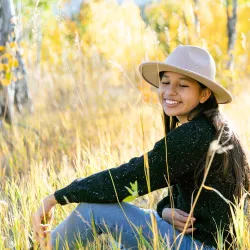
top-left (162, 208), bottom-right (196, 234)
top-left (32, 194), bottom-right (58, 249)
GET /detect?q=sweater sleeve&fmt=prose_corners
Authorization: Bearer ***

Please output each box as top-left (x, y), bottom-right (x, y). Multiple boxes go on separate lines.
top-left (54, 120), bottom-right (213, 205)
top-left (156, 185), bottom-right (179, 217)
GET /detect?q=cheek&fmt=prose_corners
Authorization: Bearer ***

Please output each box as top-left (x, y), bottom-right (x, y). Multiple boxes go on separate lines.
top-left (182, 89), bottom-right (200, 102)
top-left (158, 85), bottom-right (167, 94)
top-left (158, 88), bottom-right (164, 97)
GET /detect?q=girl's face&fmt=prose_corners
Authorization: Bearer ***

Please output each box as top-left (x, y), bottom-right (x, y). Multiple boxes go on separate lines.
top-left (158, 71), bottom-right (211, 124)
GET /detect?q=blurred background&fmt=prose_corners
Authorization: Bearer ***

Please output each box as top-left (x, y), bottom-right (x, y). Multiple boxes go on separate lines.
top-left (0, 0), bottom-right (249, 248)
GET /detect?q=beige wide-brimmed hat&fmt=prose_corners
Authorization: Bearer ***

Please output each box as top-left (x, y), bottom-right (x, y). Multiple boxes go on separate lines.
top-left (138, 45), bottom-right (232, 104)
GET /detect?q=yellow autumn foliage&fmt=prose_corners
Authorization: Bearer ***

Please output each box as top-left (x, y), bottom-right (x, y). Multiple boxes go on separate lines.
top-left (9, 42), bottom-right (17, 49)
top-left (146, 0), bottom-right (250, 73)
top-left (0, 1), bottom-right (249, 250)
top-left (0, 46), bottom-right (5, 52)
top-left (1, 78), bottom-right (11, 86)
top-left (17, 0), bottom-right (249, 90)
top-left (0, 50), bottom-right (19, 86)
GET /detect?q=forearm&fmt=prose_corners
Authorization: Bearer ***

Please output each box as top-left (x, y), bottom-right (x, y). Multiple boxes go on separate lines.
top-left (54, 167), bottom-right (131, 205)
top-left (44, 194), bottom-right (58, 207)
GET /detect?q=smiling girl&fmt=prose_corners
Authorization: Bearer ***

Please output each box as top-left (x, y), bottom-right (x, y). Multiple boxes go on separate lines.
top-left (32, 45), bottom-right (249, 250)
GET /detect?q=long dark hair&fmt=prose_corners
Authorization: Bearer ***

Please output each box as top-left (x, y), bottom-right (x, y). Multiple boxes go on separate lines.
top-left (160, 72), bottom-right (250, 199)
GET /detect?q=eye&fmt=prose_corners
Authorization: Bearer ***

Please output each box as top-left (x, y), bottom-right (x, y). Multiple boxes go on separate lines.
top-left (161, 81), bottom-right (170, 85)
top-left (179, 84), bottom-right (188, 87)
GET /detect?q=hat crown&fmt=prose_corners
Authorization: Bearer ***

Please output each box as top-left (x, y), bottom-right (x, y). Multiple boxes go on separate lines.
top-left (165, 45), bottom-right (216, 81)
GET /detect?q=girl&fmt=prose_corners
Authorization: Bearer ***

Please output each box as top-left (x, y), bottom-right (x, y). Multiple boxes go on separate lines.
top-left (32, 45), bottom-right (249, 250)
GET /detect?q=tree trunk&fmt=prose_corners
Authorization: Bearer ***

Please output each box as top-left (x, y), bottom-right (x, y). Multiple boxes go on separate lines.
top-left (0, 0), bottom-right (15, 124)
top-left (226, 0), bottom-right (237, 70)
top-left (193, 0), bottom-right (200, 38)
top-left (0, 0), bottom-right (31, 124)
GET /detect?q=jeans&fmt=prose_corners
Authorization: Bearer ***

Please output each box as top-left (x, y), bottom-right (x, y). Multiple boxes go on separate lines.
top-left (51, 202), bottom-right (216, 250)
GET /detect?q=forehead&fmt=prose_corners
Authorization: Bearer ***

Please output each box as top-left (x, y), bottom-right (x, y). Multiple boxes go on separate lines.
top-left (162, 71), bottom-right (195, 82)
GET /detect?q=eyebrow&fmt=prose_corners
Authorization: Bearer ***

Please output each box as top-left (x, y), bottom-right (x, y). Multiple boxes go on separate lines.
top-left (162, 75), bottom-right (193, 82)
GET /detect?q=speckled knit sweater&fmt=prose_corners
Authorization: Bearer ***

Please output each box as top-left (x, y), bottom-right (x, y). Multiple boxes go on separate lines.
top-left (54, 115), bottom-right (235, 247)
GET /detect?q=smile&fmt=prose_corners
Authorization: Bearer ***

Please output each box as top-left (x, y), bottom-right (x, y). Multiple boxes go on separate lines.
top-left (165, 99), bottom-right (179, 104)
top-left (164, 99), bottom-right (181, 106)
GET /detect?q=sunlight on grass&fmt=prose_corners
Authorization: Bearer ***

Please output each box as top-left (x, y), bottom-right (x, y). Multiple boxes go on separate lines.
top-left (0, 1), bottom-right (249, 249)
top-left (0, 73), bottom-right (249, 249)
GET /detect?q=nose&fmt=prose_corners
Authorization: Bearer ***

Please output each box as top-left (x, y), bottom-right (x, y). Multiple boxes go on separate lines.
top-left (164, 84), bottom-right (178, 96)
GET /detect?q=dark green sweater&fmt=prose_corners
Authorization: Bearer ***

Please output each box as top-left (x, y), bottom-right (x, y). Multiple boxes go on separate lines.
top-left (54, 115), bottom-right (235, 247)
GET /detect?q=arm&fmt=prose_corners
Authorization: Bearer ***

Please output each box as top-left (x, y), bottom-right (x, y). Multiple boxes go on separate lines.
top-left (32, 194), bottom-right (58, 249)
top-left (156, 185), bottom-right (179, 217)
top-left (55, 119), bottom-right (214, 205)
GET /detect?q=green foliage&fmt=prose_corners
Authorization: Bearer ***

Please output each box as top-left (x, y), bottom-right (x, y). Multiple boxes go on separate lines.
top-left (123, 181), bottom-right (139, 202)
top-left (13, 0), bottom-right (51, 9)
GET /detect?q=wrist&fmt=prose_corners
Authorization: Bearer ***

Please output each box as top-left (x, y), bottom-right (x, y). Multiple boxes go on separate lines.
top-left (44, 194), bottom-right (58, 207)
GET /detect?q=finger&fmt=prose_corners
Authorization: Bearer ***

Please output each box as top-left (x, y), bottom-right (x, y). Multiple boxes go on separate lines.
top-left (171, 218), bottom-right (188, 228)
top-left (43, 230), bottom-right (51, 237)
top-left (182, 227), bottom-right (197, 234)
top-left (175, 209), bottom-right (196, 219)
top-left (175, 212), bottom-right (196, 224)
top-left (41, 224), bottom-right (50, 227)
top-left (33, 226), bottom-right (49, 243)
top-left (176, 210), bottom-right (196, 223)
top-left (38, 226), bottom-right (47, 237)
top-left (34, 231), bottom-right (45, 244)
top-left (33, 228), bottom-right (44, 241)
top-left (175, 209), bottom-right (189, 217)
top-left (34, 232), bottom-right (40, 243)
top-left (172, 218), bottom-right (195, 229)
top-left (45, 231), bottom-right (53, 250)
top-left (39, 232), bottom-right (51, 250)
top-left (41, 224), bottom-right (51, 231)
top-left (174, 213), bottom-right (190, 223)
top-left (175, 226), bottom-right (196, 234)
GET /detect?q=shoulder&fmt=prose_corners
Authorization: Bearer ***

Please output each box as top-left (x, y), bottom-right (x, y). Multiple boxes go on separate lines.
top-left (153, 116), bottom-right (216, 153)
top-left (168, 116), bottom-right (216, 141)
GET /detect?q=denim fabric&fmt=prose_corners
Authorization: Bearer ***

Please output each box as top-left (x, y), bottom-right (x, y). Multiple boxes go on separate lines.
top-left (51, 202), bottom-right (217, 250)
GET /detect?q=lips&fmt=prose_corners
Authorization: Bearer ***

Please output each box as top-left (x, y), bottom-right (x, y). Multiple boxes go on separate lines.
top-left (165, 99), bottom-right (180, 104)
top-left (164, 99), bottom-right (181, 107)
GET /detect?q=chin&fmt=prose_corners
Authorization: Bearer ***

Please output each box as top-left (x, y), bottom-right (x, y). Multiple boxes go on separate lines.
top-left (163, 109), bottom-right (176, 116)
top-left (164, 112), bottom-right (178, 117)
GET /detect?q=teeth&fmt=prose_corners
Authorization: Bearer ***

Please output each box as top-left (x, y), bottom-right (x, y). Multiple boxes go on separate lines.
top-left (165, 100), bottom-right (179, 104)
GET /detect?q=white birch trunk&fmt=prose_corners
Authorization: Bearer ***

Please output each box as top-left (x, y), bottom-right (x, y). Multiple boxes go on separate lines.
top-left (0, 0), bottom-right (15, 124)
top-left (0, 0), bottom-right (31, 125)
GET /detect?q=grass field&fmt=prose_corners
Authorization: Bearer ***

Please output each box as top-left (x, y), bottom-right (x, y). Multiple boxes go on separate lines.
top-left (0, 62), bottom-right (249, 249)
top-left (0, 1), bottom-right (249, 247)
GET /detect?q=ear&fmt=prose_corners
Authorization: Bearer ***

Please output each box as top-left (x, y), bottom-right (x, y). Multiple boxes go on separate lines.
top-left (200, 88), bottom-right (212, 103)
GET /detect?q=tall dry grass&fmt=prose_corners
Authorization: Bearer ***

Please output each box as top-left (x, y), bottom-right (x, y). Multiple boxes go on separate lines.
top-left (0, 1), bottom-right (249, 249)
top-left (0, 56), bottom-right (249, 249)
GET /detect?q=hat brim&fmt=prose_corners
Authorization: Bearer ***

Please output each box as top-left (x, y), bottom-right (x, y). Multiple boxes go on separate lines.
top-left (138, 62), bottom-right (232, 104)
